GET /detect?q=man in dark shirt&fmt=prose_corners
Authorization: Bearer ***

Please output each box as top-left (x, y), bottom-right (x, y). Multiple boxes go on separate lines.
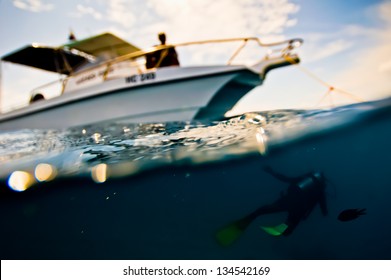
top-left (146, 32), bottom-right (180, 69)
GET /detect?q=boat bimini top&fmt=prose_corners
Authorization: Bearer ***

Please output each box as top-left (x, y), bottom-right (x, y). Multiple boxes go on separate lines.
top-left (1, 33), bottom-right (141, 75)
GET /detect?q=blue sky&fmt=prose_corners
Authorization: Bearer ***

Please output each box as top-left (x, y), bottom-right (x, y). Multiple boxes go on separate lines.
top-left (0, 0), bottom-right (390, 113)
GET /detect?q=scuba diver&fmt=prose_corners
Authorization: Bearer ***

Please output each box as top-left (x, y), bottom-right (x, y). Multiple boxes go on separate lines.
top-left (216, 166), bottom-right (328, 246)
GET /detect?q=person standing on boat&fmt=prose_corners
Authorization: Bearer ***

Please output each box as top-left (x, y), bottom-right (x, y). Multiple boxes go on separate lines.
top-left (146, 32), bottom-right (180, 69)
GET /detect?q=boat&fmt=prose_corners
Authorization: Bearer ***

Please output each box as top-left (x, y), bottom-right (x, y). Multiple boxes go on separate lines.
top-left (0, 32), bottom-right (303, 130)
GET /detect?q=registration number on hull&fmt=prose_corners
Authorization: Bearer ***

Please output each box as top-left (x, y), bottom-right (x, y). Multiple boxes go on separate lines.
top-left (125, 72), bottom-right (156, 84)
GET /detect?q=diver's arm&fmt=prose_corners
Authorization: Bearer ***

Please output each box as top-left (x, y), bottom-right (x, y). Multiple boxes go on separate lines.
top-left (263, 166), bottom-right (298, 183)
top-left (319, 192), bottom-right (328, 216)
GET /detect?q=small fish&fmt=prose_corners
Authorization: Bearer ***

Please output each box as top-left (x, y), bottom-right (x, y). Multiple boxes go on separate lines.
top-left (338, 208), bottom-right (366, 222)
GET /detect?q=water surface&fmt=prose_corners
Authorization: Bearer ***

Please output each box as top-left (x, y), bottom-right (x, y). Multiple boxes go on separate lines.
top-left (1, 97), bottom-right (391, 259)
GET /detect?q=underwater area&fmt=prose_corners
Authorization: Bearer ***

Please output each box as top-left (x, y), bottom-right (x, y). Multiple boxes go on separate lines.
top-left (0, 97), bottom-right (391, 260)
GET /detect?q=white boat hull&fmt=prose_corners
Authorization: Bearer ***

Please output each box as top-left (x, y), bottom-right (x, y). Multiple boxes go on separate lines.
top-left (0, 66), bottom-right (261, 130)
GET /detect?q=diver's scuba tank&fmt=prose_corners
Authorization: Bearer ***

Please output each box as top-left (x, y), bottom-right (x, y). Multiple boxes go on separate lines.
top-left (297, 172), bottom-right (325, 191)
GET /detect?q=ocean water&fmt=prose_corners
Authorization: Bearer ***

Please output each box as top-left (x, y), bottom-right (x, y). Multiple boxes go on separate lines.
top-left (1, 97), bottom-right (391, 260)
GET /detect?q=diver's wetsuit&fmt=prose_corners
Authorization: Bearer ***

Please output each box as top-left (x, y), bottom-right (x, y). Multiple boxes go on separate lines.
top-left (238, 168), bottom-right (328, 236)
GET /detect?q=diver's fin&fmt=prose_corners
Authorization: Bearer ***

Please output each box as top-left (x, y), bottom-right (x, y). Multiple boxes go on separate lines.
top-left (215, 217), bottom-right (253, 247)
top-left (260, 223), bottom-right (288, 236)
top-left (216, 223), bottom-right (244, 247)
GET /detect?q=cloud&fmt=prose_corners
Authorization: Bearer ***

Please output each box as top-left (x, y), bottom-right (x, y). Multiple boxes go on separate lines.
top-left (64, 0), bottom-right (302, 68)
top-left (12, 0), bottom-right (53, 12)
top-left (296, 23), bottom-right (377, 65)
top-left (301, 38), bottom-right (353, 63)
top-left (334, 39), bottom-right (391, 101)
top-left (378, 1), bottom-right (391, 24)
top-left (379, 59), bottom-right (391, 73)
top-left (71, 0), bottom-right (299, 42)
top-left (328, 1), bottom-right (391, 102)
top-left (69, 0), bottom-right (300, 65)
top-left (70, 4), bottom-right (102, 20)
top-left (231, 1), bottom-right (391, 113)
top-left (300, 1), bottom-right (391, 67)
top-left (143, 0), bottom-right (299, 41)
top-left (106, 0), bottom-right (137, 29)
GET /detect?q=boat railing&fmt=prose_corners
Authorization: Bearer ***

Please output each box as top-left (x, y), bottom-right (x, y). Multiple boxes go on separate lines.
top-left (31, 36), bottom-right (303, 97)
top-left (104, 37), bottom-right (303, 70)
top-left (60, 36), bottom-right (302, 77)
